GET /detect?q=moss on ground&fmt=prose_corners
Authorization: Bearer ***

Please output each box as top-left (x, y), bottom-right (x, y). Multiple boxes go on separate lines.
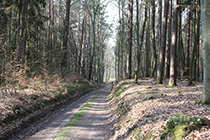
top-left (133, 127), bottom-right (141, 140)
top-left (161, 114), bottom-right (210, 140)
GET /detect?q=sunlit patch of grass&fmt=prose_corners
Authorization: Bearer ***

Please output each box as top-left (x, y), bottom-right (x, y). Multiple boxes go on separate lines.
top-left (70, 98), bottom-right (94, 125)
top-left (133, 127), bottom-right (141, 140)
top-left (58, 131), bottom-right (67, 137)
top-left (120, 92), bottom-right (125, 96)
top-left (55, 98), bottom-right (94, 139)
top-left (117, 82), bottom-right (133, 91)
top-left (146, 86), bottom-right (152, 89)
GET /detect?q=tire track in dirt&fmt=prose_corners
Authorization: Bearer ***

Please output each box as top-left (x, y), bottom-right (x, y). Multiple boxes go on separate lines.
top-left (61, 85), bottom-right (111, 140)
top-left (12, 84), bottom-right (111, 140)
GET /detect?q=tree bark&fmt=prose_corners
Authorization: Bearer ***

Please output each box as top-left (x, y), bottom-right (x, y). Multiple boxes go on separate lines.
top-left (139, 1), bottom-right (148, 77)
top-left (17, 0), bottom-right (26, 64)
top-left (157, 0), bottom-right (169, 84)
top-left (151, 0), bottom-right (157, 76)
top-left (186, 6), bottom-right (191, 76)
top-left (158, 0), bottom-right (162, 54)
top-left (136, 0), bottom-right (140, 81)
top-left (121, 0), bottom-right (126, 78)
top-left (49, 0), bottom-right (54, 70)
top-left (127, 0), bottom-right (133, 79)
top-left (62, 0), bottom-right (71, 71)
top-left (165, 0), bottom-right (172, 78)
top-left (200, 0), bottom-right (210, 103)
top-left (169, 0), bottom-right (178, 86)
top-left (88, 2), bottom-right (100, 81)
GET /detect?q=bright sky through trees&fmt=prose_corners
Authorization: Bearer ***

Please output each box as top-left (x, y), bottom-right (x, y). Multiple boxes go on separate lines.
top-left (105, 0), bottom-right (119, 47)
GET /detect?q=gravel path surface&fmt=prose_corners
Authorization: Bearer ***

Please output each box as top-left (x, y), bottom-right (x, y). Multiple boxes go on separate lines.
top-left (65, 85), bottom-right (111, 140)
top-left (11, 84), bottom-right (111, 140)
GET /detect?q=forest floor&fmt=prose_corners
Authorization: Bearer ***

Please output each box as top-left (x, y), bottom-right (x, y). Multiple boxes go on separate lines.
top-left (10, 84), bottom-right (111, 140)
top-left (108, 79), bottom-right (210, 140)
top-left (0, 73), bottom-right (101, 140)
top-left (2, 78), bottom-right (210, 140)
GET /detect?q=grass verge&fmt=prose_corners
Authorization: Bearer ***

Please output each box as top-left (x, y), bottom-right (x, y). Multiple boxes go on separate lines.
top-left (55, 98), bottom-right (94, 140)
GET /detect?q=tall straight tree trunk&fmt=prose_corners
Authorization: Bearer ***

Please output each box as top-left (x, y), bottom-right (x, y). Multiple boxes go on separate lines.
top-left (49, 0), bottom-right (54, 70)
top-left (189, 9), bottom-right (200, 85)
top-left (121, 0), bottom-right (125, 78)
top-left (169, 0), bottom-right (178, 86)
top-left (78, 0), bottom-right (83, 74)
top-left (151, 0), bottom-right (157, 76)
top-left (165, 0), bottom-right (172, 78)
top-left (17, 0), bottom-right (26, 64)
top-left (200, 0), bottom-right (210, 104)
top-left (81, 0), bottom-right (87, 76)
top-left (127, 0), bottom-right (133, 79)
top-left (58, 0), bottom-right (62, 70)
top-left (139, 1), bottom-right (148, 77)
top-left (186, 6), bottom-right (191, 76)
top-left (136, 0), bottom-right (140, 81)
top-left (62, 0), bottom-right (71, 71)
top-left (117, 0), bottom-right (121, 78)
top-left (177, 6), bottom-right (182, 78)
top-left (189, 4), bottom-right (197, 84)
top-left (196, 1), bottom-right (201, 81)
top-left (88, 4), bottom-right (98, 80)
top-left (157, 0), bottom-right (169, 84)
top-left (158, 0), bottom-right (162, 53)
top-left (145, 0), bottom-right (150, 77)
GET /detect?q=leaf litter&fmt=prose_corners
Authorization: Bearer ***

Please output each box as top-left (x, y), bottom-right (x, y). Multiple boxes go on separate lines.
top-left (108, 79), bottom-right (210, 140)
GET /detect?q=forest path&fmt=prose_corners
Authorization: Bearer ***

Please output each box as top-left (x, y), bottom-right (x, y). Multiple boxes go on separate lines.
top-left (12, 84), bottom-right (111, 140)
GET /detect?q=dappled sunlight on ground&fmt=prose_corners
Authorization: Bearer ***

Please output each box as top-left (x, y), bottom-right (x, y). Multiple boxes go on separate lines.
top-left (108, 79), bottom-right (210, 140)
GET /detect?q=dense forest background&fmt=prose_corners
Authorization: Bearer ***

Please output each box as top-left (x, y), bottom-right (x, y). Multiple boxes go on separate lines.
top-left (0, 0), bottom-right (207, 89)
top-left (0, 0), bottom-right (114, 84)
top-left (115, 0), bottom-right (202, 87)
top-left (2, 0), bottom-right (210, 139)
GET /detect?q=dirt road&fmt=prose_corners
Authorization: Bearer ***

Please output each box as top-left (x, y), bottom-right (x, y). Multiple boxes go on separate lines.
top-left (11, 84), bottom-right (111, 140)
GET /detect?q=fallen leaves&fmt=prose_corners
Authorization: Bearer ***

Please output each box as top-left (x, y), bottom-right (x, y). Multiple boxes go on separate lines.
top-left (0, 73), bottom-right (95, 139)
top-left (109, 79), bottom-right (210, 140)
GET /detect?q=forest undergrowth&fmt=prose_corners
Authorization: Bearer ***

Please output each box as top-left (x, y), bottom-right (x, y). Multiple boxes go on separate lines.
top-left (108, 79), bottom-right (210, 140)
top-left (0, 63), bottom-right (98, 139)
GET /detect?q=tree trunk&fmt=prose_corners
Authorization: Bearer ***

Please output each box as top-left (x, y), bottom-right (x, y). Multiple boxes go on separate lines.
top-left (151, 0), bottom-right (157, 76)
top-left (200, 0), bottom-right (210, 104)
top-left (48, 0), bottom-right (54, 70)
top-left (139, 1), bottom-right (148, 77)
top-left (127, 0), bottom-right (133, 79)
top-left (145, 0), bottom-right (150, 77)
top-left (136, 0), bottom-right (140, 81)
top-left (17, 0), bottom-right (26, 64)
top-left (169, 0), bottom-right (178, 86)
top-left (196, 3), bottom-right (201, 81)
top-left (117, 0), bottom-right (121, 78)
top-left (189, 7), bottom-right (200, 85)
top-left (88, 3), bottom-right (99, 81)
top-left (158, 0), bottom-right (162, 54)
top-left (157, 0), bottom-right (169, 84)
top-left (186, 6), bottom-right (191, 76)
top-left (80, 0), bottom-right (87, 76)
top-left (165, 0), bottom-right (172, 78)
top-left (121, 0), bottom-right (126, 78)
top-left (62, 0), bottom-right (71, 71)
